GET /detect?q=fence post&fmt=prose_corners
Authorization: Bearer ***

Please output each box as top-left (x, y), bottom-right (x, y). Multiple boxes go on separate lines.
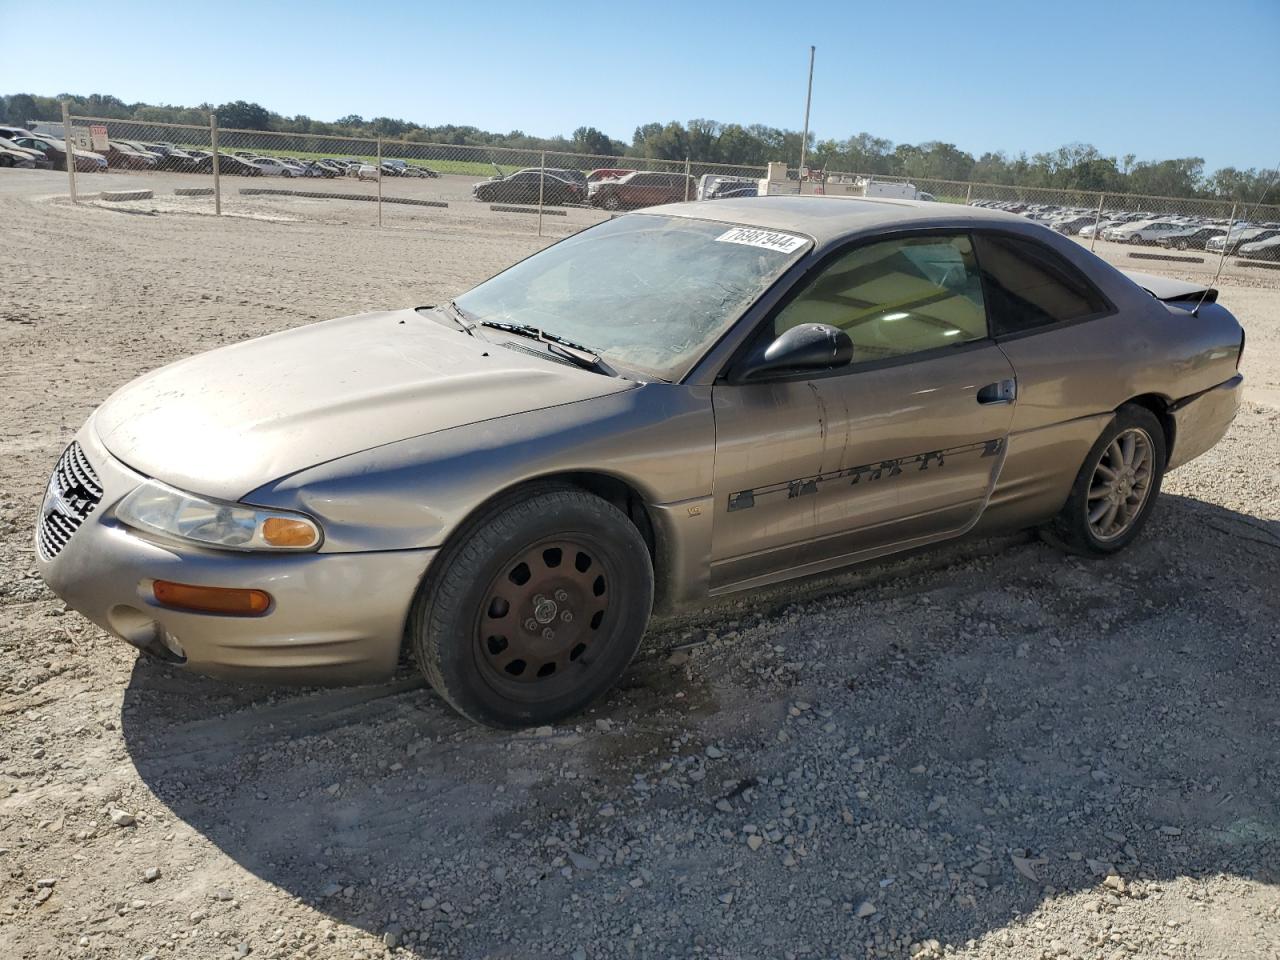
top-left (964, 183), bottom-right (972, 205)
top-left (61, 101), bottom-right (77, 203)
top-left (210, 114), bottom-right (221, 216)
top-left (1213, 201), bottom-right (1238, 277)
top-left (1090, 193), bottom-right (1105, 252)
top-left (684, 157), bottom-right (692, 201)
top-left (537, 150), bottom-right (545, 237)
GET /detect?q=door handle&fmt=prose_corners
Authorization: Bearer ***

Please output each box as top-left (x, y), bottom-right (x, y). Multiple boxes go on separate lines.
top-left (977, 379), bottom-right (1017, 404)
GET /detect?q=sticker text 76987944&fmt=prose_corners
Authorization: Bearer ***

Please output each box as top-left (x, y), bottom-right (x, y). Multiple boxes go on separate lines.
top-left (714, 227), bottom-right (808, 254)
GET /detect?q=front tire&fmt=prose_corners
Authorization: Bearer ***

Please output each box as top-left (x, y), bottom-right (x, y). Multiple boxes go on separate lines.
top-left (1042, 405), bottom-right (1166, 556)
top-left (410, 485), bottom-right (654, 728)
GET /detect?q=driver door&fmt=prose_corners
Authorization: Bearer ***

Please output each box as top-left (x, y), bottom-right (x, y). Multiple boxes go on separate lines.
top-left (709, 232), bottom-right (1017, 592)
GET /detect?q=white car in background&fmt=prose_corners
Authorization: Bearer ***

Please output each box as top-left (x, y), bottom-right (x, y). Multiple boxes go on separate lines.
top-left (1078, 219), bottom-right (1121, 239)
top-left (1102, 220), bottom-right (1183, 245)
top-left (249, 157), bottom-right (305, 177)
top-left (347, 163), bottom-right (378, 181)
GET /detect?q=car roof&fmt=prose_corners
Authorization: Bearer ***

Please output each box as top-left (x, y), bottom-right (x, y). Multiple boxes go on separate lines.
top-left (644, 194), bottom-right (1030, 243)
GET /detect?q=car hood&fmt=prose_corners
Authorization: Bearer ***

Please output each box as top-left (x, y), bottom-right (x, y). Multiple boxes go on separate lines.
top-left (93, 308), bottom-right (636, 501)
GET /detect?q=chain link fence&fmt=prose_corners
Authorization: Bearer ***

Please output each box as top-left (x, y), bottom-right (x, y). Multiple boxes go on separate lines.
top-left (808, 170), bottom-right (1280, 281)
top-left (50, 110), bottom-right (1280, 282)
top-left (57, 113), bottom-right (776, 237)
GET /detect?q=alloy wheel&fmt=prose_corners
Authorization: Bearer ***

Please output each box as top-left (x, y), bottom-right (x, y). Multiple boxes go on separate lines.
top-left (1087, 428), bottom-right (1155, 542)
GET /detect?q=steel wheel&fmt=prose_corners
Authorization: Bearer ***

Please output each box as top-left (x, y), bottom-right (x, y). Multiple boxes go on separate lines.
top-left (1086, 427), bottom-right (1155, 542)
top-left (474, 537), bottom-right (613, 700)
top-left (412, 485), bottom-right (653, 727)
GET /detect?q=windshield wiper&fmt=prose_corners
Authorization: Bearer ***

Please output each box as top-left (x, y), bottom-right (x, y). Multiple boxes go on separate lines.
top-left (479, 321), bottom-right (617, 376)
top-left (418, 300), bottom-right (486, 339)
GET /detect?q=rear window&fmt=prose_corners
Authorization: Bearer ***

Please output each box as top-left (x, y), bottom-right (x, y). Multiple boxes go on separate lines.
top-left (973, 233), bottom-right (1110, 336)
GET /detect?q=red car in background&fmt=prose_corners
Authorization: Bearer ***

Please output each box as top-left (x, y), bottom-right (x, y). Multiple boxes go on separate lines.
top-left (587, 171), bottom-right (697, 210)
top-left (586, 167), bottom-right (635, 184)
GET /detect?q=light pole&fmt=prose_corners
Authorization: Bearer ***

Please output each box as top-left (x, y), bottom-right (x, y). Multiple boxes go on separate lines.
top-left (798, 45), bottom-right (815, 188)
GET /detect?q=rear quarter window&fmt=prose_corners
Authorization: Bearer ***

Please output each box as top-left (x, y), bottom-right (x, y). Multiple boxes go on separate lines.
top-left (973, 233), bottom-right (1111, 336)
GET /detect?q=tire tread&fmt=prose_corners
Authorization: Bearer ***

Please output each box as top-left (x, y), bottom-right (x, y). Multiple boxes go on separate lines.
top-left (410, 483), bottom-right (651, 726)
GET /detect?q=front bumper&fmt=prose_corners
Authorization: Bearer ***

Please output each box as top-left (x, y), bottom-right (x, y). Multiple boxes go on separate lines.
top-left (36, 424), bottom-right (434, 684)
top-left (1167, 373), bottom-right (1244, 472)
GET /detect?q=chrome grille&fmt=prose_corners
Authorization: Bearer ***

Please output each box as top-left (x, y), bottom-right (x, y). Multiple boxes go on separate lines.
top-left (37, 441), bottom-right (103, 561)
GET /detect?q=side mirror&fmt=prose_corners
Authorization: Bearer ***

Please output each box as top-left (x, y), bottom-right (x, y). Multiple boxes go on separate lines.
top-left (734, 323), bottom-right (854, 382)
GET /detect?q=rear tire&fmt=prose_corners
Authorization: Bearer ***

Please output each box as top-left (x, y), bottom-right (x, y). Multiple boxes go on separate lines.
top-left (1041, 405), bottom-right (1166, 556)
top-left (410, 485), bottom-right (654, 728)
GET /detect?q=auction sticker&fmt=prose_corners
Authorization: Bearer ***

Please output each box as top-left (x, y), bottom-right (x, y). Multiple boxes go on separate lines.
top-left (714, 227), bottom-right (808, 253)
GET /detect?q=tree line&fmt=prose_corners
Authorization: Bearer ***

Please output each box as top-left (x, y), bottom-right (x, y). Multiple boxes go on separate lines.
top-left (2, 91), bottom-right (1272, 202)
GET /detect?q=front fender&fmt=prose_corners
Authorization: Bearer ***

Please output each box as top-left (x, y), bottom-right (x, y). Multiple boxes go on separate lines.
top-left (244, 383), bottom-right (717, 556)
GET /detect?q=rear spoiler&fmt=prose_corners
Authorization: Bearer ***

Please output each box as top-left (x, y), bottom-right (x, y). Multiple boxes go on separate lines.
top-left (1121, 269), bottom-right (1217, 304)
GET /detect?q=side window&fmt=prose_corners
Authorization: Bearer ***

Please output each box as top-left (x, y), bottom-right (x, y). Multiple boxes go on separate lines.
top-left (772, 234), bottom-right (988, 364)
top-left (973, 233), bottom-right (1110, 336)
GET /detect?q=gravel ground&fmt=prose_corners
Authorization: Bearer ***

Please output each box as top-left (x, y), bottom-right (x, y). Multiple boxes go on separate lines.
top-left (1, 173), bottom-right (1278, 960)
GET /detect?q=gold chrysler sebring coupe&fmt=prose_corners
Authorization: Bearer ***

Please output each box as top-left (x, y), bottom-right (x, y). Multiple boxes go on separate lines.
top-left (37, 197), bottom-right (1244, 727)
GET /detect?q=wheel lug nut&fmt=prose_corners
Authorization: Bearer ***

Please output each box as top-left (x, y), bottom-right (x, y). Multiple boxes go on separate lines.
top-left (542, 628), bottom-right (555, 640)
top-left (554, 589), bottom-right (568, 602)
top-left (524, 618), bottom-right (538, 631)
top-left (561, 610), bottom-right (573, 623)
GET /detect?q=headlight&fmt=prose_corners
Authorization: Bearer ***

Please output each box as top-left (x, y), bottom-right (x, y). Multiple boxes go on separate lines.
top-left (116, 480), bottom-right (322, 552)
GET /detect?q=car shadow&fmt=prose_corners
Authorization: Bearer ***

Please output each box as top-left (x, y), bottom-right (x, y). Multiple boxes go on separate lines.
top-left (121, 492), bottom-right (1279, 957)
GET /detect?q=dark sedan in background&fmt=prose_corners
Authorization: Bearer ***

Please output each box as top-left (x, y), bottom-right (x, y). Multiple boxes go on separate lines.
top-left (0, 135), bottom-right (50, 168)
top-left (10, 135), bottom-right (106, 172)
top-left (104, 143), bottom-right (159, 170)
top-left (472, 169), bottom-right (584, 205)
top-left (1156, 226), bottom-right (1227, 251)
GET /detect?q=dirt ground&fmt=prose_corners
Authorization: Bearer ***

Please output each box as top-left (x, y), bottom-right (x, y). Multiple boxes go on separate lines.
top-left (1, 170), bottom-right (1277, 960)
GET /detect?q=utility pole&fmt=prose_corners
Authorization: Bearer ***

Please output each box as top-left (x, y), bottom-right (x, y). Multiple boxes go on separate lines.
top-left (798, 45), bottom-right (815, 190)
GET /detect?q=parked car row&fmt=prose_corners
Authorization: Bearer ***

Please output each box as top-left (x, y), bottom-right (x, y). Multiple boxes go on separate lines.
top-left (0, 127), bottom-right (442, 181)
top-left (0, 126), bottom-right (106, 172)
top-left (223, 152), bottom-right (440, 181)
top-left (0, 134), bottom-right (53, 169)
top-left (968, 199), bottom-right (1280, 260)
top-left (470, 167), bottom-right (701, 210)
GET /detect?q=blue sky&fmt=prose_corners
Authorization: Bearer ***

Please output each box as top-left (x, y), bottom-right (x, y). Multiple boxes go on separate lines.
top-left (2, 0), bottom-right (1277, 172)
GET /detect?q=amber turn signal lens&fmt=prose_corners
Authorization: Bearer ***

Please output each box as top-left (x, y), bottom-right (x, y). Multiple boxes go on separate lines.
top-left (261, 517), bottom-right (319, 548)
top-left (152, 580), bottom-right (271, 616)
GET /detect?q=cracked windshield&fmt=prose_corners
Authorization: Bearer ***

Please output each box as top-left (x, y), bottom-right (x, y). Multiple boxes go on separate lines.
top-left (454, 214), bottom-right (810, 378)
